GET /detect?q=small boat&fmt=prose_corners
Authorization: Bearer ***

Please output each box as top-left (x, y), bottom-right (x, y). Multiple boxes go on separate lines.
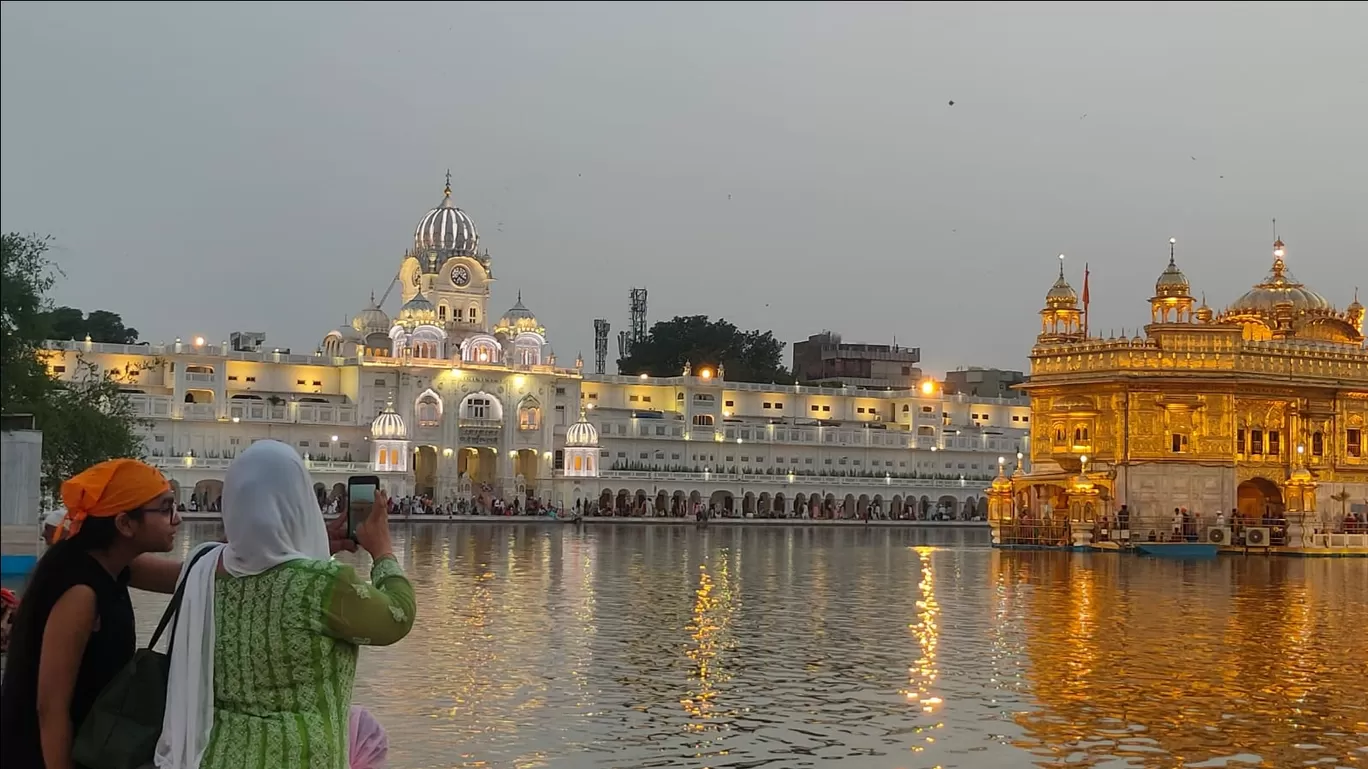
top-left (1134, 541), bottom-right (1219, 558)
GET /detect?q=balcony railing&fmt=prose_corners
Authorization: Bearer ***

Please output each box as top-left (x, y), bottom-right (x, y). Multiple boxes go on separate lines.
top-left (182, 403), bottom-right (217, 420)
top-left (590, 469), bottom-right (990, 489)
top-left (150, 456), bottom-right (371, 474)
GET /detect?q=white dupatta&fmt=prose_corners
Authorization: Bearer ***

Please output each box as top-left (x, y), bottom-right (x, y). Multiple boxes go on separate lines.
top-left (155, 440), bottom-right (331, 768)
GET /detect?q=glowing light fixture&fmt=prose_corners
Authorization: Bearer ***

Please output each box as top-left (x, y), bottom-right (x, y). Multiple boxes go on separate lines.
top-left (514, 375), bottom-right (526, 387)
top-left (639, 373), bottom-right (649, 380)
top-left (193, 336), bottom-right (205, 347)
top-left (700, 368), bottom-right (712, 379)
top-left (920, 380), bottom-right (936, 395)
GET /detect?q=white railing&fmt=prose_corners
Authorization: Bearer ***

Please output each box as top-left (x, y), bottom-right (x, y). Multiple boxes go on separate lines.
top-left (595, 419), bottom-right (1025, 453)
top-left (151, 456), bottom-right (371, 474)
top-left (183, 403), bottom-right (217, 420)
top-left (184, 372), bottom-right (216, 383)
top-left (593, 470), bottom-right (990, 489)
top-left (1306, 532), bottom-right (1368, 549)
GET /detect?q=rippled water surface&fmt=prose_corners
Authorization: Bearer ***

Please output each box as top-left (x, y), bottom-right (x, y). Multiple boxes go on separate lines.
top-left (135, 523), bottom-right (1366, 769)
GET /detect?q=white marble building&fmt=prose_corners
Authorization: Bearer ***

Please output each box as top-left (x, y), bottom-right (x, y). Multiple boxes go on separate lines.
top-left (40, 176), bottom-right (1032, 517)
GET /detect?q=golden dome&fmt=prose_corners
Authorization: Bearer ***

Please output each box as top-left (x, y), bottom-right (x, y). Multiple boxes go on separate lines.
top-left (1154, 253), bottom-right (1190, 298)
top-left (1225, 239), bottom-right (1334, 316)
top-left (1195, 293), bottom-right (1214, 323)
top-left (1289, 465), bottom-right (1313, 483)
top-left (1044, 261), bottom-right (1077, 309)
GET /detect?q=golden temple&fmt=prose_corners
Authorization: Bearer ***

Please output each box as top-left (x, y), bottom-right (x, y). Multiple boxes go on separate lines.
top-left (987, 238), bottom-right (1368, 553)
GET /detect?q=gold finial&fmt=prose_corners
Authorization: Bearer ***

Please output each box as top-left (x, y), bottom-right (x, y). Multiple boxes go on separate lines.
top-left (1169, 237), bottom-right (1176, 266)
top-left (1058, 253), bottom-right (1065, 278)
top-left (444, 169), bottom-right (452, 195)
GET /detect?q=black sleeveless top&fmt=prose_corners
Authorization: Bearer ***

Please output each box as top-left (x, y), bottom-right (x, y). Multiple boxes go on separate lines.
top-left (0, 548), bottom-right (136, 769)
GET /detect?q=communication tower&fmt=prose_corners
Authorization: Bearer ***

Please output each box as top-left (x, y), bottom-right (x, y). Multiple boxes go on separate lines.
top-left (629, 288), bottom-right (648, 346)
top-left (593, 319), bottom-right (610, 375)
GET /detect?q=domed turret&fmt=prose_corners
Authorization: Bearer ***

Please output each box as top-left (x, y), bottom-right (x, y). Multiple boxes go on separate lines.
top-left (1038, 255), bottom-right (1084, 342)
top-left (1347, 288), bottom-right (1364, 334)
top-left (414, 172), bottom-right (479, 257)
top-left (1045, 264), bottom-right (1078, 309)
top-left (1195, 293), bottom-right (1214, 324)
top-left (351, 294), bottom-right (391, 335)
top-left (397, 292), bottom-right (437, 328)
top-left (371, 403), bottom-right (407, 439)
top-left (1154, 239), bottom-right (1190, 298)
top-left (1150, 238), bottom-right (1195, 323)
top-left (566, 409), bottom-right (599, 447)
top-left (494, 291), bottom-right (546, 337)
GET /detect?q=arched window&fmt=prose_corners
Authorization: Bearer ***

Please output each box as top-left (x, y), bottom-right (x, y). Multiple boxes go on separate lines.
top-left (438, 304), bottom-right (448, 322)
top-left (574, 455), bottom-right (583, 471)
top-left (417, 392), bottom-right (441, 426)
top-left (519, 400), bottom-right (541, 430)
top-left (469, 305), bottom-right (479, 324)
top-left (466, 397), bottom-right (491, 420)
top-left (588, 456), bottom-right (595, 472)
top-left (693, 414), bottom-right (714, 427)
top-left (1312, 431), bottom-right (1324, 456)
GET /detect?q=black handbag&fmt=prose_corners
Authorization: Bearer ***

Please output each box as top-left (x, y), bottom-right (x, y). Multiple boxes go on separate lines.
top-left (72, 545), bottom-right (216, 769)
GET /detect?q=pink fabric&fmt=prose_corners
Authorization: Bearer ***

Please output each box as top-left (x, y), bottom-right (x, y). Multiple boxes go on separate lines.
top-left (348, 706), bottom-right (389, 769)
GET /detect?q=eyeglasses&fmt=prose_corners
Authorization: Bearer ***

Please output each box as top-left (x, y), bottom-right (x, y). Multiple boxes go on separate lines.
top-left (133, 499), bottom-right (178, 516)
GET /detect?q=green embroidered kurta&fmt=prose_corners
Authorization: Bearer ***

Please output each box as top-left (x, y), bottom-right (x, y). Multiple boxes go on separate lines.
top-left (201, 556), bottom-right (415, 769)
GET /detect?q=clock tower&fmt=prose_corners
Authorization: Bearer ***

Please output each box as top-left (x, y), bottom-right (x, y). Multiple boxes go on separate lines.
top-left (399, 173), bottom-right (494, 332)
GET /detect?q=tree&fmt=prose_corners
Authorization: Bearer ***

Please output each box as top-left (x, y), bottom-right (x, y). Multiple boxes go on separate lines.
top-left (1330, 489), bottom-right (1352, 528)
top-left (38, 305), bottom-right (139, 344)
top-left (617, 315), bottom-right (794, 383)
top-left (1, 233), bottom-right (148, 502)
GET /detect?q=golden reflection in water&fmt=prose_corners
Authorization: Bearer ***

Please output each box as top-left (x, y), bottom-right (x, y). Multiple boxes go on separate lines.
top-left (999, 552), bottom-right (1368, 768)
top-left (902, 546), bottom-right (944, 755)
top-left (681, 559), bottom-right (736, 735)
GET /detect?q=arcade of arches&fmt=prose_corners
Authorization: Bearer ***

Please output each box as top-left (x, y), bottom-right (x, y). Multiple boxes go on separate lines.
top-left (587, 488), bottom-right (989, 520)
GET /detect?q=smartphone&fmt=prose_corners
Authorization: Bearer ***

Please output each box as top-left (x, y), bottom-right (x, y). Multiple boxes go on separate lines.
top-left (347, 475), bottom-right (380, 540)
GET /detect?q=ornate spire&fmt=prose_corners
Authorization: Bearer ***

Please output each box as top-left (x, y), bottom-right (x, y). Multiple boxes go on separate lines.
top-left (1270, 237), bottom-right (1287, 280)
top-left (440, 169), bottom-right (454, 207)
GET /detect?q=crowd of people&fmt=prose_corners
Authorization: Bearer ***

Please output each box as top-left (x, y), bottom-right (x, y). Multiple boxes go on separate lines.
top-left (0, 440), bottom-right (414, 769)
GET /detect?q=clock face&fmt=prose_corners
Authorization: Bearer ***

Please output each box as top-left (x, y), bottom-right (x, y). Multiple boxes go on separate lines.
top-left (451, 265), bottom-right (471, 287)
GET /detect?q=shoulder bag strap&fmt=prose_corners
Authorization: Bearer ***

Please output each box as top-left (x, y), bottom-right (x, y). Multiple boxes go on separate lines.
top-left (147, 544), bottom-right (217, 651)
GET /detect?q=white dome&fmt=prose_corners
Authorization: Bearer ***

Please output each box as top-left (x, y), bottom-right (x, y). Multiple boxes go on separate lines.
top-left (351, 297), bottom-right (390, 334)
top-left (414, 178), bottom-right (479, 256)
top-left (371, 404), bottom-right (407, 439)
top-left (566, 411), bottom-right (598, 447)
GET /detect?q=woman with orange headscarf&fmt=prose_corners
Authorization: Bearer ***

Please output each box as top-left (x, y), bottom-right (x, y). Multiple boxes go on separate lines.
top-left (0, 458), bottom-right (181, 769)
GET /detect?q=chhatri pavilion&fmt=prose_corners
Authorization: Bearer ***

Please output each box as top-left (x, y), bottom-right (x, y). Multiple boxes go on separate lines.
top-left (987, 237), bottom-right (1367, 552)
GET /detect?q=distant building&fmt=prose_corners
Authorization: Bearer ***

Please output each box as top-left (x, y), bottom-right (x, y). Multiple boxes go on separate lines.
top-left (944, 367), bottom-right (1027, 400)
top-left (792, 331), bottom-right (922, 389)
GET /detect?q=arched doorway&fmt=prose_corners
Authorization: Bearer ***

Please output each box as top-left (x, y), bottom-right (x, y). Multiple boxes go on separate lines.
top-left (413, 445), bottom-right (437, 497)
top-left (1237, 478), bottom-right (1284, 524)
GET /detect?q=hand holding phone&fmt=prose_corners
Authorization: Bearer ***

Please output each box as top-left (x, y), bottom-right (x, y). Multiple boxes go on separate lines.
top-left (346, 475), bottom-right (392, 558)
top-left (346, 476), bottom-right (379, 541)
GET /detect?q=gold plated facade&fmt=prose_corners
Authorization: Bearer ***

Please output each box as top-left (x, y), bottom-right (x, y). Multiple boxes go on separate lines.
top-left (994, 238), bottom-right (1368, 548)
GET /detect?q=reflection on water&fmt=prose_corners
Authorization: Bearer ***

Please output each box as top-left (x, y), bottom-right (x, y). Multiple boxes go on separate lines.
top-left (127, 524), bottom-right (1366, 769)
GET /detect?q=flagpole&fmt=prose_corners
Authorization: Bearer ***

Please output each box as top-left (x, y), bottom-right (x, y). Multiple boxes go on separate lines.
top-left (1083, 262), bottom-right (1091, 338)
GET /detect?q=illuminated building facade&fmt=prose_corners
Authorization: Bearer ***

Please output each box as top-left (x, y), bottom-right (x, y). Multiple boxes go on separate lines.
top-left (988, 238), bottom-right (1368, 551)
top-left (41, 176), bottom-right (1030, 516)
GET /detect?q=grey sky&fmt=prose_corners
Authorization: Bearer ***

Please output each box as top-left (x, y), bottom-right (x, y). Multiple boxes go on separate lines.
top-left (3, 1), bottom-right (1365, 376)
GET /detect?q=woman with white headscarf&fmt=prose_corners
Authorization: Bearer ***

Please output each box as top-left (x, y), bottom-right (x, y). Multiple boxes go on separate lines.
top-left (156, 439), bottom-right (415, 769)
